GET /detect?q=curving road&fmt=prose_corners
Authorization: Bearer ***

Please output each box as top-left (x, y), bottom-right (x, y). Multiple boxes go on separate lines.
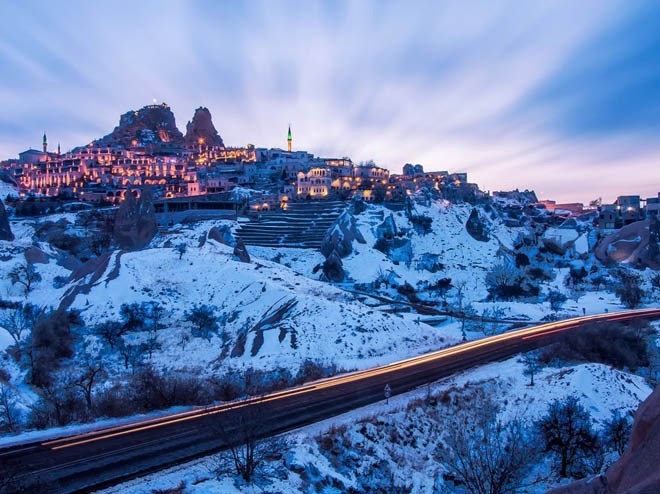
top-left (2, 308), bottom-right (659, 493)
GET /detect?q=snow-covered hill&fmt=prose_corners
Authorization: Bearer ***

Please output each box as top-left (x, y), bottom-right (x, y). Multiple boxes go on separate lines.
top-left (62, 235), bottom-right (458, 375)
top-left (1, 193), bottom-right (658, 493)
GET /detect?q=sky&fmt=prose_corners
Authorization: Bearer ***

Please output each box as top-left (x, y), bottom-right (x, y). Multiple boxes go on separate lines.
top-left (1, 0), bottom-right (659, 204)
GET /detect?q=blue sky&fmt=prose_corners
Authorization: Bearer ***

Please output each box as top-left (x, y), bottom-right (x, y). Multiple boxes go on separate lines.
top-left (1, 0), bottom-right (659, 203)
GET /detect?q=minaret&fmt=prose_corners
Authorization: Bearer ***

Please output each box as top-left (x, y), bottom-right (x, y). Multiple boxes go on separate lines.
top-left (42, 132), bottom-right (48, 154)
top-left (287, 125), bottom-right (292, 152)
top-left (57, 142), bottom-right (61, 156)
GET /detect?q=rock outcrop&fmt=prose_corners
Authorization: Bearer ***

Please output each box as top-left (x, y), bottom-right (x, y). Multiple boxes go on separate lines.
top-left (24, 246), bottom-right (48, 264)
top-left (549, 385), bottom-right (660, 494)
top-left (465, 208), bottom-right (490, 242)
top-left (372, 213), bottom-right (412, 265)
top-left (322, 250), bottom-right (345, 282)
top-left (113, 188), bottom-right (158, 250)
top-left (376, 214), bottom-right (398, 241)
top-left (233, 238), bottom-right (251, 263)
top-left (208, 224), bottom-right (236, 247)
top-left (0, 200), bottom-right (14, 241)
top-left (320, 211), bottom-right (366, 259)
top-left (606, 385), bottom-right (660, 493)
top-left (595, 220), bottom-right (659, 269)
top-left (184, 107), bottom-right (224, 148)
top-left (95, 103), bottom-right (184, 148)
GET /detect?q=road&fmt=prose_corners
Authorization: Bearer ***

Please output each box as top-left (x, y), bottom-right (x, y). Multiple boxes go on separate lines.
top-left (2, 308), bottom-right (659, 493)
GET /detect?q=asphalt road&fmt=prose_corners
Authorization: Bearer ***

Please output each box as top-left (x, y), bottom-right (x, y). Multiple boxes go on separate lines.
top-left (2, 308), bottom-right (659, 493)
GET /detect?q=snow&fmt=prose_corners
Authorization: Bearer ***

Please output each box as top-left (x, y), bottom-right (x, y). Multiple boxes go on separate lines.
top-left (62, 237), bottom-right (458, 375)
top-left (574, 233), bottom-right (590, 255)
top-left (544, 227), bottom-right (579, 245)
top-left (98, 359), bottom-right (653, 494)
top-left (0, 327), bottom-right (12, 352)
top-left (1, 196), bottom-right (659, 492)
top-left (0, 180), bottom-right (19, 199)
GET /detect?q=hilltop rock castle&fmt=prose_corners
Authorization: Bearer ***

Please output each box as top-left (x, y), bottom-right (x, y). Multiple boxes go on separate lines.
top-left (1, 103), bottom-right (479, 209)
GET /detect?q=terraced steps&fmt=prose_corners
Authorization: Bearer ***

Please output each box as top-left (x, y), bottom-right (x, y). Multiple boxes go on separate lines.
top-left (236, 201), bottom-right (348, 249)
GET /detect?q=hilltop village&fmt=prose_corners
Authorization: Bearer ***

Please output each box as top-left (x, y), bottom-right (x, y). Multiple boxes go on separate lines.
top-left (0, 103), bottom-right (477, 209)
top-left (2, 102), bottom-right (658, 234)
top-left (1, 103), bottom-right (660, 494)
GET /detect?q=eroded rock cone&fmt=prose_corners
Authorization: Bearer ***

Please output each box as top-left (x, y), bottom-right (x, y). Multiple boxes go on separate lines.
top-left (233, 238), bottom-right (250, 263)
top-left (185, 107), bottom-right (225, 148)
top-left (322, 249), bottom-right (345, 282)
top-left (113, 188), bottom-right (158, 250)
top-left (466, 208), bottom-right (490, 242)
top-left (208, 224), bottom-right (236, 247)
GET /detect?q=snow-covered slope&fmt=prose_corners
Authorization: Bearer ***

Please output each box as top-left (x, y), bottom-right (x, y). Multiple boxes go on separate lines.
top-left (63, 235), bottom-right (458, 374)
top-left (99, 358), bottom-right (653, 494)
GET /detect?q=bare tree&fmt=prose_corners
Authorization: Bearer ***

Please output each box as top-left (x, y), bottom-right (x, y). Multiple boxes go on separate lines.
top-left (614, 271), bottom-right (645, 309)
top-left (520, 351), bottom-right (541, 386)
top-left (0, 303), bottom-right (43, 350)
top-left (0, 384), bottom-right (20, 432)
top-left (185, 304), bottom-right (219, 342)
top-left (602, 410), bottom-right (632, 456)
top-left (536, 396), bottom-right (599, 478)
top-left (146, 301), bottom-right (166, 332)
top-left (73, 361), bottom-right (106, 412)
top-left (211, 399), bottom-right (287, 483)
top-left (143, 302), bottom-right (166, 359)
top-left (453, 280), bottom-right (469, 341)
top-left (117, 341), bottom-right (148, 373)
top-left (435, 389), bottom-right (535, 494)
top-left (96, 320), bottom-right (123, 349)
top-left (547, 290), bottom-right (567, 313)
top-left (34, 378), bottom-right (84, 427)
top-left (8, 262), bottom-right (42, 296)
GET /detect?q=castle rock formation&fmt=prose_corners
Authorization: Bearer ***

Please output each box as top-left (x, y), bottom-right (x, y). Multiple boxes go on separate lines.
top-left (95, 103), bottom-right (184, 148)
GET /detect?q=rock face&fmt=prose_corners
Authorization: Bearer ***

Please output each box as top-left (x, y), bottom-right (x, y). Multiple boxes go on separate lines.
top-left (372, 213), bottom-right (412, 265)
top-left (320, 211), bottom-right (366, 259)
top-left (233, 238), bottom-right (251, 263)
top-left (376, 214), bottom-right (398, 241)
top-left (113, 188), bottom-right (158, 250)
top-left (549, 385), bottom-right (660, 494)
top-left (184, 107), bottom-right (224, 148)
top-left (465, 208), bottom-right (490, 242)
top-left (0, 200), bottom-right (13, 241)
top-left (322, 250), bottom-right (345, 282)
top-left (318, 211), bottom-right (366, 283)
top-left (208, 225), bottom-right (236, 247)
top-left (24, 246), bottom-right (48, 264)
top-left (96, 103), bottom-right (184, 148)
top-left (595, 220), bottom-right (659, 269)
top-left (606, 385), bottom-right (660, 493)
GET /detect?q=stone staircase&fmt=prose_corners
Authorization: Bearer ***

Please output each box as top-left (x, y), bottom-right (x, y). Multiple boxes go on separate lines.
top-left (235, 201), bottom-right (348, 249)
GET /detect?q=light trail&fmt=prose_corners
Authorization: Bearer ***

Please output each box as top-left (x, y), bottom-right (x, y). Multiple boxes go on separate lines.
top-left (41, 308), bottom-right (660, 452)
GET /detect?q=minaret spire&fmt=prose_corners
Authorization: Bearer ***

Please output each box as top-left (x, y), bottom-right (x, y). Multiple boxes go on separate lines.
top-left (287, 124), bottom-right (292, 152)
top-left (42, 132), bottom-right (48, 154)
